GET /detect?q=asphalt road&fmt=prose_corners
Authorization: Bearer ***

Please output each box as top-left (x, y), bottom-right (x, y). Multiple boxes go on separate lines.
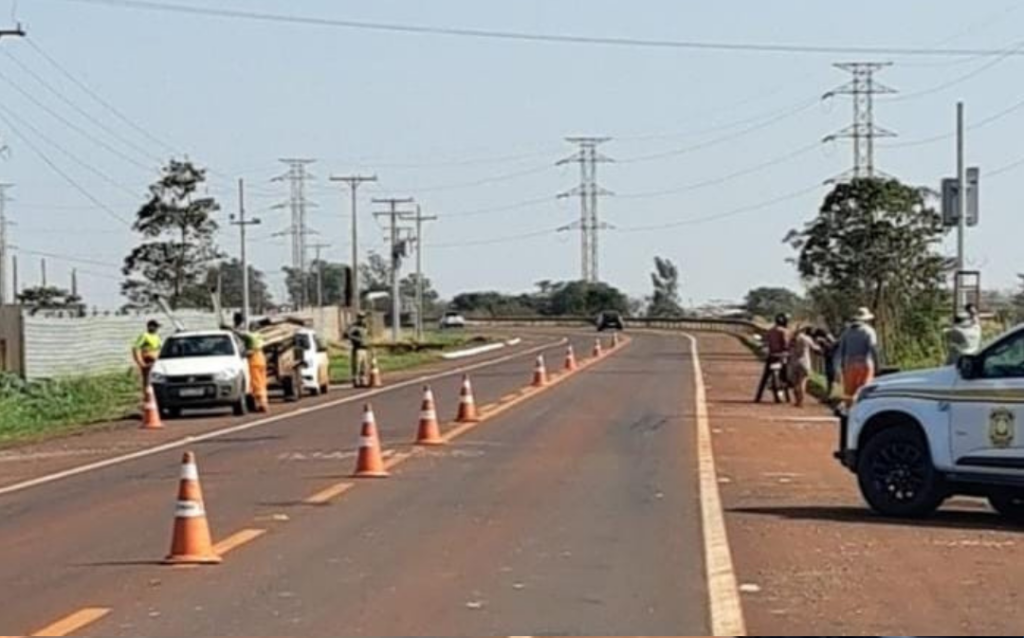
top-left (0, 331), bottom-right (707, 637)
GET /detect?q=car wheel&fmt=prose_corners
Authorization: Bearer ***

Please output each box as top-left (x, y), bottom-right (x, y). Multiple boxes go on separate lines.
top-left (232, 396), bottom-right (248, 417)
top-left (856, 427), bottom-right (945, 518)
top-left (989, 491), bottom-right (1024, 522)
top-left (320, 382), bottom-right (329, 396)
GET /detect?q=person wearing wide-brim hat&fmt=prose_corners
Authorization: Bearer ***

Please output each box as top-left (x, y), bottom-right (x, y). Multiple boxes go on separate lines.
top-left (835, 307), bottom-right (880, 405)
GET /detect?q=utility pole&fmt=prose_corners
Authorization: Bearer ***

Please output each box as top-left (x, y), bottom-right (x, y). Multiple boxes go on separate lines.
top-left (40, 258), bottom-right (46, 288)
top-left (0, 26), bottom-right (23, 304)
top-left (330, 175), bottom-right (377, 313)
top-left (230, 179), bottom-right (261, 327)
top-left (558, 137), bottom-right (613, 283)
top-left (823, 62), bottom-right (897, 181)
top-left (309, 242), bottom-right (331, 308)
top-left (408, 205), bottom-right (437, 341)
top-left (274, 159), bottom-right (317, 309)
top-left (373, 197), bottom-right (415, 343)
top-left (11, 254), bottom-right (17, 301)
top-left (0, 184), bottom-right (12, 305)
top-left (956, 102), bottom-right (967, 274)
top-left (71, 268), bottom-right (78, 298)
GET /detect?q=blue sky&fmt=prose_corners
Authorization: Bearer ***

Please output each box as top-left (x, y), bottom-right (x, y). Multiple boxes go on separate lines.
top-left (2, 0), bottom-right (1023, 308)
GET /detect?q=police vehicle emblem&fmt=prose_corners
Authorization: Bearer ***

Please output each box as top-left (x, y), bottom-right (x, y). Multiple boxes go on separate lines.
top-left (989, 408), bottom-right (1016, 449)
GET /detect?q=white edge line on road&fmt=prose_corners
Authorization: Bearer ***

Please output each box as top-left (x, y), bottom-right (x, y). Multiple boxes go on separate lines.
top-left (0, 338), bottom-right (568, 499)
top-left (684, 333), bottom-right (747, 637)
top-left (441, 341), bottom-right (507, 360)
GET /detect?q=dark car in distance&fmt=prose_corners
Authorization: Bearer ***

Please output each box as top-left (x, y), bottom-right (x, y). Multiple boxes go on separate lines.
top-left (596, 311), bottom-right (625, 332)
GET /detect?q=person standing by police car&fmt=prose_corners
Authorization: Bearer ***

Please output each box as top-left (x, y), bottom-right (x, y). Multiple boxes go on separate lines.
top-left (835, 307), bottom-right (880, 405)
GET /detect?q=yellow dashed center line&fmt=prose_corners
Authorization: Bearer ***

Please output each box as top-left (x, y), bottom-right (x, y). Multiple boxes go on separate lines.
top-left (30, 607), bottom-right (110, 637)
top-left (211, 528), bottom-right (266, 556)
top-left (304, 482), bottom-right (355, 505)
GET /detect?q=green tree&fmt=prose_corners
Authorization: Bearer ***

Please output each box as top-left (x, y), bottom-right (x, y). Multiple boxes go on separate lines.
top-left (449, 291), bottom-right (538, 317)
top-left (744, 286), bottom-right (805, 321)
top-left (401, 273), bottom-right (441, 317)
top-left (545, 281), bottom-right (630, 317)
top-left (360, 252), bottom-right (391, 294)
top-left (788, 178), bottom-right (951, 367)
top-left (17, 285), bottom-right (83, 314)
top-left (647, 257), bottom-right (684, 317)
top-left (1014, 275), bottom-right (1024, 323)
top-left (284, 262), bottom-right (351, 308)
top-left (209, 259), bottom-right (272, 313)
top-left (122, 160), bottom-right (221, 309)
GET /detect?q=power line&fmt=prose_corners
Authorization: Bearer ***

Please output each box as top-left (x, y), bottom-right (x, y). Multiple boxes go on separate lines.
top-left (50, 0), bottom-right (1024, 58)
top-left (1, 48), bottom-right (164, 163)
top-left (25, 37), bottom-right (178, 154)
top-left (16, 247), bottom-right (122, 269)
top-left (0, 101), bottom-right (142, 199)
top-left (617, 182), bottom-right (825, 233)
top-left (0, 64), bottom-right (155, 172)
top-left (0, 107), bottom-right (133, 226)
top-left (885, 92), bottom-right (1024, 149)
top-left (618, 141), bottom-right (822, 199)
top-left (443, 195), bottom-right (554, 218)
top-left (427, 227), bottom-right (560, 249)
top-left (383, 164), bottom-right (553, 194)
top-left (617, 99), bottom-right (818, 164)
top-left (889, 40), bottom-right (1024, 102)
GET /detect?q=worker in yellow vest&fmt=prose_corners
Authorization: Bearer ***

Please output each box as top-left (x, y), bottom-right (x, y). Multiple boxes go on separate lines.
top-left (132, 319), bottom-right (163, 393)
top-left (235, 313), bottom-right (269, 413)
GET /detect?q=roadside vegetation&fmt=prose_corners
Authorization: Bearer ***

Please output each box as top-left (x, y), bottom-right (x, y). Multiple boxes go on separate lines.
top-left (0, 372), bottom-right (139, 446)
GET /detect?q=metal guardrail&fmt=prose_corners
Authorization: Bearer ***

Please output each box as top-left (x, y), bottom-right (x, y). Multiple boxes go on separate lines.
top-left (465, 315), bottom-right (767, 336)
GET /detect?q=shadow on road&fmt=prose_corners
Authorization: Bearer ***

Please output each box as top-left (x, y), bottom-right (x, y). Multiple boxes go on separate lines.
top-left (732, 504), bottom-right (1024, 533)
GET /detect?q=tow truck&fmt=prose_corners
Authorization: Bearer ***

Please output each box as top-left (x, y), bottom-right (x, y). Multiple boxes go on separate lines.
top-left (837, 323), bottom-right (1024, 521)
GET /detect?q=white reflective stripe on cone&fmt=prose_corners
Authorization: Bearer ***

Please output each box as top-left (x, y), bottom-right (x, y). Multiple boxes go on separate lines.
top-left (359, 436), bottom-right (377, 447)
top-left (179, 463), bottom-right (199, 481)
top-left (175, 500), bottom-right (205, 518)
top-left (420, 410), bottom-right (437, 421)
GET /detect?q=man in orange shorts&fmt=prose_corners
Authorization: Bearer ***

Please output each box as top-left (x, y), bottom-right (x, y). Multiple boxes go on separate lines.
top-left (835, 307), bottom-right (880, 405)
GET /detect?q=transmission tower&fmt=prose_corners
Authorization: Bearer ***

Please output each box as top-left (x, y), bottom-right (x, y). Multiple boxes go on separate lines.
top-left (558, 137), bottom-right (613, 283)
top-left (823, 63), bottom-right (897, 181)
top-left (274, 159), bottom-right (317, 308)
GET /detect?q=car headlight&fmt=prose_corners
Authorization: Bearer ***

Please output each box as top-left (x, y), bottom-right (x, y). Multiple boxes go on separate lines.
top-left (214, 369), bottom-right (240, 382)
top-left (149, 371), bottom-right (167, 384)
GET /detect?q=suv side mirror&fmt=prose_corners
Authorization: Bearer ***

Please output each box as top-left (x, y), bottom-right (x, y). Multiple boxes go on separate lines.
top-left (959, 354), bottom-right (979, 380)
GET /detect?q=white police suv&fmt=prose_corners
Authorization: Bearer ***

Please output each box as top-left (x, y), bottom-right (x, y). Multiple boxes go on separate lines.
top-left (837, 323), bottom-right (1024, 520)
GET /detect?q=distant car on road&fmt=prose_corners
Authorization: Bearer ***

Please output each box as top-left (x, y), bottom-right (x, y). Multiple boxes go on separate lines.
top-left (439, 311), bottom-right (467, 330)
top-left (596, 311), bottom-right (625, 332)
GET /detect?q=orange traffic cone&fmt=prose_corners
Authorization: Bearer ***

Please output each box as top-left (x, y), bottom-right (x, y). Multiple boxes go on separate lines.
top-left (456, 375), bottom-right (480, 423)
top-left (352, 404), bottom-right (390, 478)
top-left (415, 386), bottom-right (445, 446)
top-left (532, 354), bottom-right (549, 388)
top-left (593, 338), bottom-right (604, 358)
top-left (564, 344), bottom-right (578, 372)
top-left (141, 385), bottom-right (164, 431)
top-left (369, 355), bottom-right (383, 388)
top-left (164, 452), bottom-right (222, 565)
